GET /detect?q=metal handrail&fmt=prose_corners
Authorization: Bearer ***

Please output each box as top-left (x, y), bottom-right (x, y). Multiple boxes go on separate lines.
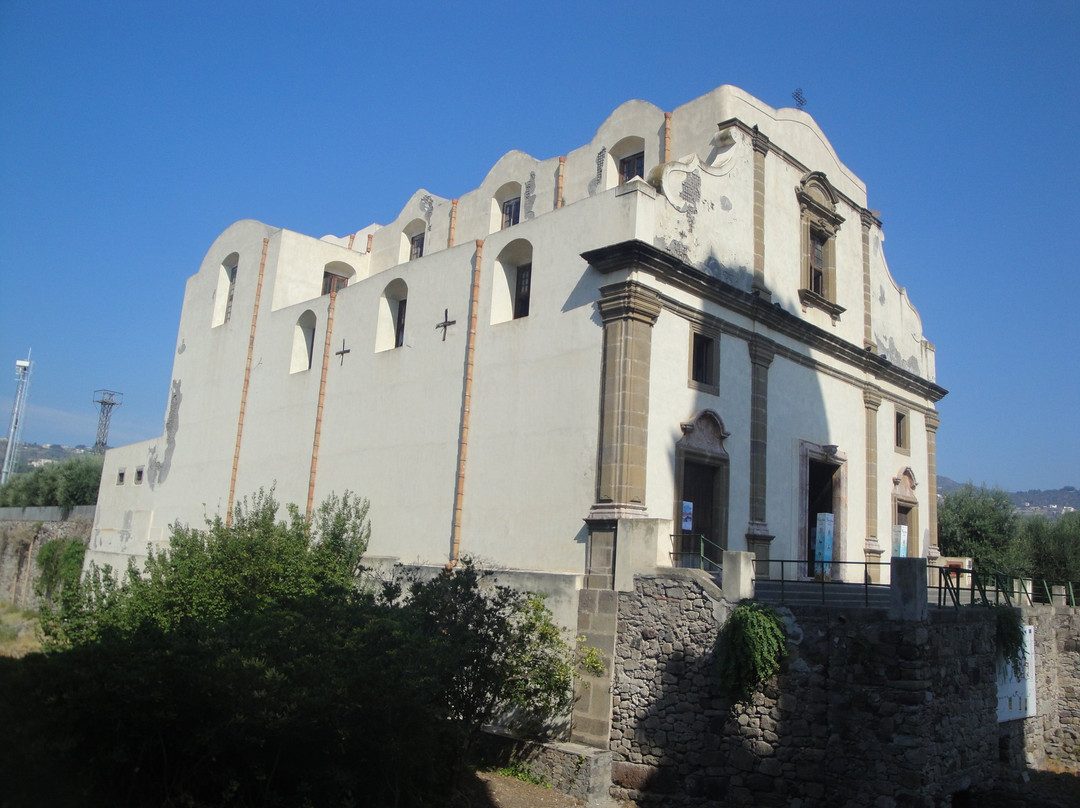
top-left (764, 559), bottom-right (891, 606)
top-left (668, 533), bottom-right (724, 574)
top-left (928, 564), bottom-right (1079, 609)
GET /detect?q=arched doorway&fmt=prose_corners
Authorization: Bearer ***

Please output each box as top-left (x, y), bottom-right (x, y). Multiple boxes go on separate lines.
top-left (673, 411), bottom-right (730, 570)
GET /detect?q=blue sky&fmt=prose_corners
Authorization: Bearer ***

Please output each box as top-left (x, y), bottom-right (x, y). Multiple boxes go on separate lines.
top-left (0, 1), bottom-right (1077, 491)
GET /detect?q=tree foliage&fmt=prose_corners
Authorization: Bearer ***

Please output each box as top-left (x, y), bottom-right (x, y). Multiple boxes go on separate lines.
top-left (4, 490), bottom-right (574, 807)
top-left (937, 483), bottom-right (1021, 571)
top-left (937, 484), bottom-right (1080, 587)
top-left (0, 454), bottom-right (103, 511)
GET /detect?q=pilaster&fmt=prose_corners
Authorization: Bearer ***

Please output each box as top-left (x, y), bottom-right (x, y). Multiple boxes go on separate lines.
top-left (863, 385), bottom-right (883, 581)
top-left (592, 281), bottom-right (662, 515)
top-left (925, 412), bottom-right (940, 554)
top-left (751, 126), bottom-right (771, 301)
top-left (746, 335), bottom-right (775, 573)
top-left (860, 210), bottom-right (878, 352)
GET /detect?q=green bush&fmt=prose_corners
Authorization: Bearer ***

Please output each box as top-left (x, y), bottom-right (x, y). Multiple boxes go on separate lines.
top-left (5, 490), bottom-right (573, 807)
top-left (715, 600), bottom-right (788, 701)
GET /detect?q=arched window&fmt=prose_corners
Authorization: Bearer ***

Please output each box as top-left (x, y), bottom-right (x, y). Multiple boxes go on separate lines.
top-left (609, 135), bottom-right (647, 189)
top-left (491, 240), bottom-right (533, 324)
top-left (212, 252), bottom-right (240, 326)
top-left (322, 260), bottom-right (355, 296)
top-left (291, 310), bottom-right (317, 372)
top-left (491, 180), bottom-right (522, 232)
top-left (376, 279), bottom-right (409, 351)
top-left (796, 172), bottom-right (846, 319)
top-left (401, 219), bottom-right (426, 263)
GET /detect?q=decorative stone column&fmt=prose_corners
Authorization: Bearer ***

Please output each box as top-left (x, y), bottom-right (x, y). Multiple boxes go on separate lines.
top-left (925, 412), bottom-right (941, 556)
top-left (572, 279), bottom-right (661, 750)
top-left (585, 280), bottom-right (662, 588)
top-left (860, 210), bottom-right (879, 353)
top-left (746, 335), bottom-right (775, 575)
top-left (751, 126), bottom-right (772, 301)
top-left (863, 385), bottom-right (884, 581)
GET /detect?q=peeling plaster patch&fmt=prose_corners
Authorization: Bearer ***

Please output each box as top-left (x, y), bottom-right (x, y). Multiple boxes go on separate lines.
top-left (148, 378), bottom-right (182, 488)
top-left (523, 171), bottom-right (537, 220)
top-left (679, 170), bottom-right (701, 231)
top-left (668, 240), bottom-right (689, 261)
top-left (879, 285), bottom-right (887, 306)
top-left (720, 195), bottom-right (733, 212)
top-left (703, 256), bottom-right (723, 278)
top-left (589, 147), bottom-right (606, 196)
top-left (420, 194), bottom-right (434, 229)
top-left (177, 338), bottom-right (186, 355)
top-left (876, 336), bottom-right (922, 375)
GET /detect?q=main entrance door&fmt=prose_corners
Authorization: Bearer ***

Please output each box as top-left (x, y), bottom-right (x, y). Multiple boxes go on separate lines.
top-left (674, 411), bottom-right (730, 571)
top-left (680, 461), bottom-right (717, 567)
top-left (807, 458), bottom-right (839, 577)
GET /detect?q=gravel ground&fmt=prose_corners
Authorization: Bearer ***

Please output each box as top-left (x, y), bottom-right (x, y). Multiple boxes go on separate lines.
top-left (457, 768), bottom-right (1080, 808)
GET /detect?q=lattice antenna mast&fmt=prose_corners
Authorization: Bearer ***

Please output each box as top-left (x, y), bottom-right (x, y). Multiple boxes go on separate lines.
top-left (1, 353), bottom-right (33, 486)
top-left (792, 88), bottom-right (807, 109)
top-left (93, 389), bottom-right (122, 454)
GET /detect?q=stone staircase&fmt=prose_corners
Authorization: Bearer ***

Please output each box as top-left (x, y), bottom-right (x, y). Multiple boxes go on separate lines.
top-left (753, 578), bottom-right (892, 608)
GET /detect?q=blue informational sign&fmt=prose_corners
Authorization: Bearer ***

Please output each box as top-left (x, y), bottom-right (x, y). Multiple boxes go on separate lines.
top-left (681, 501), bottom-right (693, 531)
top-left (815, 513), bottom-right (834, 577)
top-left (892, 525), bottom-right (908, 557)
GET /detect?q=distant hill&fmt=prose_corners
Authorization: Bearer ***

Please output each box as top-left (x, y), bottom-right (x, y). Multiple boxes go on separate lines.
top-left (937, 476), bottom-right (1078, 519)
top-left (0, 440), bottom-right (95, 474)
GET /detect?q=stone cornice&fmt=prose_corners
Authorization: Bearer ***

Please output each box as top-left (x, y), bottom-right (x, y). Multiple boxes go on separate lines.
top-left (581, 239), bottom-right (947, 403)
top-left (747, 335), bottom-right (776, 368)
top-left (750, 124), bottom-right (771, 156)
top-left (863, 385), bottom-right (883, 410)
top-left (596, 279), bottom-right (662, 325)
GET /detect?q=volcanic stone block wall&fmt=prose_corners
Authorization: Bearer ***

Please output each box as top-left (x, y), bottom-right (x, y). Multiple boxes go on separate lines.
top-left (1023, 606), bottom-right (1080, 771)
top-left (610, 572), bottom-right (1000, 806)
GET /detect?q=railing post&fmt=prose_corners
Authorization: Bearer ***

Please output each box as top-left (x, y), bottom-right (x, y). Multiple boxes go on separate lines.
top-left (722, 551), bottom-right (756, 600)
top-left (890, 557), bottom-right (928, 621)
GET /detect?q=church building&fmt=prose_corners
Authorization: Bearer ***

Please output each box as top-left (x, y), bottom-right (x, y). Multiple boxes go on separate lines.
top-left (88, 85), bottom-right (945, 629)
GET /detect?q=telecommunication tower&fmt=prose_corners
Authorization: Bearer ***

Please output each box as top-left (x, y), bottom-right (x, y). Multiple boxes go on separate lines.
top-left (1, 353), bottom-right (33, 486)
top-left (93, 390), bottom-right (123, 454)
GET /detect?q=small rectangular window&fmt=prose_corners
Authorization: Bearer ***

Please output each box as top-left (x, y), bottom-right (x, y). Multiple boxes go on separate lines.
top-left (116, 469), bottom-right (126, 485)
top-left (135, 467), bottom-right (145, 485)
top-left (394, 299), bottom-right (407, 348)
top-left (810, 232), bottom-right (826, 296)
top-left (501, 197), bottom-right (521, 229)
top-left (513, 264), bottom-right (531, 319)
top-left (895, 408), bottom-right (910, 453)
top-left (689, 330), bottom-right (718, 393)
top-left (322, 273), bottom-right (347, 296)
top-left (409, 232), bottom-right (425, 261)
top-left (224, 263), bottom-right (237, 323)
top-left (619, 152), bottom-right (645, 184)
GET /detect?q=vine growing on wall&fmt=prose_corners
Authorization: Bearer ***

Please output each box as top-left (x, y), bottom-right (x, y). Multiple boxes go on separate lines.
top-left (993, 604), bottom-right (1026, 680)
top-left (715, 599), bottom-right (788, 700)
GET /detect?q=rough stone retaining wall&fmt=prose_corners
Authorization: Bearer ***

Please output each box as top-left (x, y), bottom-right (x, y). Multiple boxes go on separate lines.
top-left (0, 506), bottom-right (94, 609)
top-left (610, 571), bottom-right (1000, 807)
top-left (479, 727), bottom-right (612, 804)
top-left (1022, 605), bottom-right (1080, 772)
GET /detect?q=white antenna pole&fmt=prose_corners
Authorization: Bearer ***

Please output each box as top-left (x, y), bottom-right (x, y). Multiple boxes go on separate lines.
top-left (1, 351), bottom-right (33, 486)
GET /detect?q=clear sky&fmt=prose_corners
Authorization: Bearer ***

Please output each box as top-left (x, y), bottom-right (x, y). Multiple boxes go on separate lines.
top-left (0, 0), bottom-right (1077, 492)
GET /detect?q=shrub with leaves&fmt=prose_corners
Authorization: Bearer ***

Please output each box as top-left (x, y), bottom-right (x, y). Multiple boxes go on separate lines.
top-left (715, 599), bottom-right (788, 700)
top-left (993, 603), bottom-right (1026, 681)
top-left (7, 492), bottom-right (575, 807)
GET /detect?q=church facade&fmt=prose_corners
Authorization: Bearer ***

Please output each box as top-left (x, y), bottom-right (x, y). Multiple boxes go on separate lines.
top-left (89, 85), bottom-right (944, 624)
